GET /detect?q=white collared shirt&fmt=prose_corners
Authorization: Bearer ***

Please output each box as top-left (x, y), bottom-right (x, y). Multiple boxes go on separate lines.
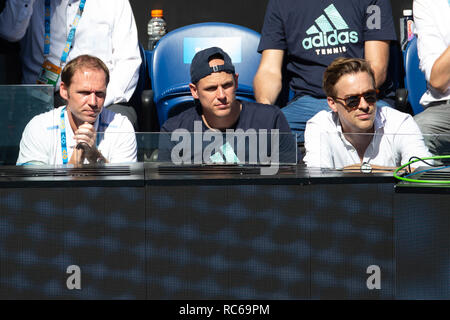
top-left (17, 106), bottom-right (137, 165)
top-left (413, 0), bottom-right (450, 106)
top-left (304, 107), bottom-right (431, 168)
top-left (0, 0), bottom-right (141, 106)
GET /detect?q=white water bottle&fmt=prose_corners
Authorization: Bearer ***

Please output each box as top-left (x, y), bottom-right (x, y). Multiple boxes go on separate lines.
top-left (147, 9), bottom-right (167, 51)
top-left (400, 9), bottom-right (415, 50)
top-left (403, 9), bottom-right (415, 42)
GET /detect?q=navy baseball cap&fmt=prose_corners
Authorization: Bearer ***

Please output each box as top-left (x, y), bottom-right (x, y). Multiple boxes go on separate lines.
top-left (190, 47), bottom-right (235, 84)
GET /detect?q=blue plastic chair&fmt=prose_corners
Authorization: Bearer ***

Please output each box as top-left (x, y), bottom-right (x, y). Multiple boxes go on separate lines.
top-left (149, 22), bottom-right (261, 126)
top-left (404, 37), bottom-right (427, 115)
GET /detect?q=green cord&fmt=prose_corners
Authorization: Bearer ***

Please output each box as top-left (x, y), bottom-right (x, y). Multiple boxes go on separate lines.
top-left (393, 155), bottom-right (450, 184)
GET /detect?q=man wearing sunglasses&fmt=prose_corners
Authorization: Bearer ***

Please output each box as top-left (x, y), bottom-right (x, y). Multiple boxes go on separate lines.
top-left (254, 0), bottom-right (397, 145)
top-left (303, 57), bottom-right (430, 169)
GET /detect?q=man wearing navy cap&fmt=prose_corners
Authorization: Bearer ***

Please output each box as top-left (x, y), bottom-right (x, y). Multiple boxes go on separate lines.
top-left (160, 46), bottom-right (298, 165)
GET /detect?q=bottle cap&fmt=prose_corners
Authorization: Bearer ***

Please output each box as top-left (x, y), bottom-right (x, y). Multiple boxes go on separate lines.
top-left (403, 9), bottom-right (412, 17)
top-left (151, 9), bottom-right (163, 17)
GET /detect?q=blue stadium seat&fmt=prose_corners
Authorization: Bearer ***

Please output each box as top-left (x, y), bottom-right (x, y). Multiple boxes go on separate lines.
top-left (404, 37), bottom-right (427, 115)
top-left (149, 22), bottom-right (261, 126)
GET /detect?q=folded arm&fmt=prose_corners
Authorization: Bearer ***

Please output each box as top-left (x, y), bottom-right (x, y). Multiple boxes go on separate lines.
top-left (364, 40), bottom-right (390, 88)
top-left (0, 0), bottom-right (36, 42)
top-left (429, 46), bottom-right (450, 93)
top-left (253, 49), bottom-right (284, 105)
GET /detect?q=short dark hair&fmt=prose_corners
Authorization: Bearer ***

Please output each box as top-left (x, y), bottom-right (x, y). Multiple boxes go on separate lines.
top-left (323, 57), bottom-right (376, 97)
top-left (61, 54), bottom-right (110, 87)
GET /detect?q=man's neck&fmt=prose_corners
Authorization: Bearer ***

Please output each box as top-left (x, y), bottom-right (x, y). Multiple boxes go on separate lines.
top-left (343, 130), bottom-right (374, 162)
top-left (66, 109), bottom-right (82, 132)
top-left (202, 101), bottom-right (242, 130)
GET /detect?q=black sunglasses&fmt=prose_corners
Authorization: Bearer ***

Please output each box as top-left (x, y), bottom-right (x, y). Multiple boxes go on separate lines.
top-left (333, 89), bottom-right (378, 109)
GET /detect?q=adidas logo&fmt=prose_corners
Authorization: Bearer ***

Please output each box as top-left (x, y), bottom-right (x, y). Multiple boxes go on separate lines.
top-left (209, 141), bottom-right (240, 163)
top-left (302, 4), bottom-right (359, 50)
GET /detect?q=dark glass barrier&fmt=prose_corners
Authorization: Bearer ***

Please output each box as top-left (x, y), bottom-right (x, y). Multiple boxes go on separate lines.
top-left (0, 85), bottom-right (53, 165)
